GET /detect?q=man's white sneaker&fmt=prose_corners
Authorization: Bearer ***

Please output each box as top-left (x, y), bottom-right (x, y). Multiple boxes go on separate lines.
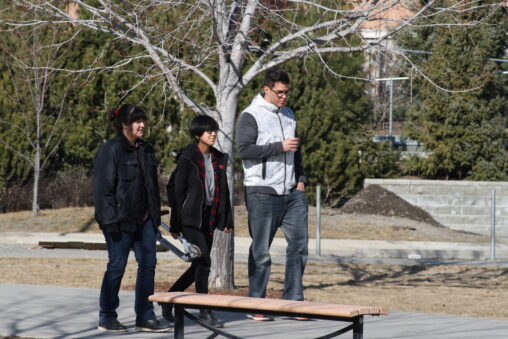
top-left (246, 314), bottom-right (274, 321)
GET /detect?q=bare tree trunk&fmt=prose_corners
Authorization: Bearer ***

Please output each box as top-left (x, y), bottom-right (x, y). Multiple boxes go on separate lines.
top-left (32, 98), bottom-right (42, 216)
top-left (210, 230), bottom-right (235, 289)
top-left (209, 89), bottom-right (239, 290)
top-left (32, 156), bottom-right (40, 216)
top-left (32, 129), bottom-right (41, 216)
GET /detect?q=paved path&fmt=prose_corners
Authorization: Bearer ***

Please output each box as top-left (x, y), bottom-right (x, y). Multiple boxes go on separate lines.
top-left (2, 231), bottom-right (508, 261)
top-left (1, 284), bottom-right (508, 339)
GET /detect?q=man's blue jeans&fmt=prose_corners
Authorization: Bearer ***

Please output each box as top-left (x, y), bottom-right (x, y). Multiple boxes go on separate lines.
top-left (99, 219), bottom-right (157, 323)
top-left (246, 189), bottom-right (308, 301)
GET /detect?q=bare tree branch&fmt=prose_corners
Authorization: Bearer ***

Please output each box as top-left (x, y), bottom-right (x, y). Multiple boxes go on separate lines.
top-left (4, 0), bottom-right (502, 284)
top-left (0, 139), bottom-right (34, 166)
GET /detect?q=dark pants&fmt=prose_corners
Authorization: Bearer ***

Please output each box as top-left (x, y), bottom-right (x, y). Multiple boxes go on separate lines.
top-left (246, 189), bottom-right (309, 300)
top-left (168, 207), bottom-right (213, 294)
top-left (99, 219), bottom-right (157, 323)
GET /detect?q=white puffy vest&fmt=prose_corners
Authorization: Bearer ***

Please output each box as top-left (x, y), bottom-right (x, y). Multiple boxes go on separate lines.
top-left (241, 94), bottom-right (296, 195)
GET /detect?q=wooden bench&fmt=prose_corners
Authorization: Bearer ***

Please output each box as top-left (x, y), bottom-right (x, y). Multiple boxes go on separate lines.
top-left (149, 292), bottom-right (388, 339)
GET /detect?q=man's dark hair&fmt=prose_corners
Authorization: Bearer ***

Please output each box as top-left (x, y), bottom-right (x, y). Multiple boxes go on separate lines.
top-left (264, 67), bottom-right (290, 88)
top-left (108, 104), bottom-right (147, 133)
top-left (189, 115), bottom-right (219, 139)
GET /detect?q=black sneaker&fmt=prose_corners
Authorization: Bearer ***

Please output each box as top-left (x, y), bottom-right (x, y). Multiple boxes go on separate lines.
top-left (97, 319), bottom-right (128, 332)
top-left (135, 319), bottom-right (171, 332)
top-left (199, 309), bottom-right (225, 328)
top-left (160, 303), bottom-right (175, 324)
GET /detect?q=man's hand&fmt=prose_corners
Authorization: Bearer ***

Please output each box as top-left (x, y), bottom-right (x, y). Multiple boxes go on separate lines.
top-left (282, 137), bottom-right (299, 152)
top-left (296, 181), bottom-right (305, 191)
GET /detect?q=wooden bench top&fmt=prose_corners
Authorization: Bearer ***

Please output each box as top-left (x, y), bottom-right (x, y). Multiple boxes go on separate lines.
top-left (149, 292), bottom-right (389, 318)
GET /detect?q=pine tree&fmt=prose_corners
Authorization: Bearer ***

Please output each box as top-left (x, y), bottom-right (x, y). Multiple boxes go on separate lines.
top-left (400, 0), bottom-right (507, 180)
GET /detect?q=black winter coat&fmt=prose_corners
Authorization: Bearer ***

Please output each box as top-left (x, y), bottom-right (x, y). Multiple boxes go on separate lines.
top-left (93, 134), bottom-right (161, 232)
top-left (169, 144), bottom-right (233, 233)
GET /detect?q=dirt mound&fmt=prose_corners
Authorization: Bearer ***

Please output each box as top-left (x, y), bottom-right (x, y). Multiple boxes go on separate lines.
top-left (341, 184), bottom-right (443, 227)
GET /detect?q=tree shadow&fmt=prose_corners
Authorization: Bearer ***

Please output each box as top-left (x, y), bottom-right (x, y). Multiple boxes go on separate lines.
top-left (301, 260), bottom-right (508, 290)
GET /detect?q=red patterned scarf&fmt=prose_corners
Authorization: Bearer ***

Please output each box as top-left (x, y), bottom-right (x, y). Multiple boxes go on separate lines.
top-left (195, 145), bottom-right (220, 232)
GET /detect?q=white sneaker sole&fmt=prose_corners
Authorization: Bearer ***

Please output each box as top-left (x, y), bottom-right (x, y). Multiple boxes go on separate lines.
top-left (246, 314), bottom-right (275, 321)
top-left (135, 326), bottom-right (172, 333)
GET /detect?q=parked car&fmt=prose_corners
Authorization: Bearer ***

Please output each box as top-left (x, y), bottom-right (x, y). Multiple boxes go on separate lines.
top-left (372, 135), bottom-right (425, 152)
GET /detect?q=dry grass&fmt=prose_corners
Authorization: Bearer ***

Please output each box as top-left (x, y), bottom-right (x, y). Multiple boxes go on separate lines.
top-left (0, 207), bottom-right (100, 233)
top-left (0, 206), bottom-right (490, 243)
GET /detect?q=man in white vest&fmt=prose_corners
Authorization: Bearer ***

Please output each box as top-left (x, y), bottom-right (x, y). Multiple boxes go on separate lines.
top-left (236, 67), bottom-right (309, 321)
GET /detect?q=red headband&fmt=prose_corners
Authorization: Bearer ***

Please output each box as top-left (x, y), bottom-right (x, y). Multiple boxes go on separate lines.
top-left (114, 109), bottom-right (119, 117)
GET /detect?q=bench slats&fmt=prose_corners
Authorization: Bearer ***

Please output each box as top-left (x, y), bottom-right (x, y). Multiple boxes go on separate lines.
top-left (149, 292), bottom-right (389, 318)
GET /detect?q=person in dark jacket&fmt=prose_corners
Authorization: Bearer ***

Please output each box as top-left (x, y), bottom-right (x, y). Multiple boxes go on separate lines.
top-left (93, 104), bottom-right (170, 333)
top-left (161, 115), bottom-right (233, 328)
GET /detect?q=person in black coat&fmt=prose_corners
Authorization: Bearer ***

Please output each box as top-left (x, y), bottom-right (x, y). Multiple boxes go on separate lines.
top-left (161, 115), bottom-right (233, 328)
top-left (93, 104), bottom-right (170, 333)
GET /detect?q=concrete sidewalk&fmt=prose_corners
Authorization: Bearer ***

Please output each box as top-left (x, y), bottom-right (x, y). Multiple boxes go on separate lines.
top-left (2, 231), bottom-right (508, 260)
top-left (1, 284), bottom-right (507, 338)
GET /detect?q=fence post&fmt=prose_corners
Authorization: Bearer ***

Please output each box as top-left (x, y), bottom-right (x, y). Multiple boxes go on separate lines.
top-left (490, 188), bottom-right (496, 260)
top-left (316, 185), bottom-right (321, 256)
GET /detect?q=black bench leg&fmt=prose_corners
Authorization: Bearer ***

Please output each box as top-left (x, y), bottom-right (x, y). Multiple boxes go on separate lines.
top-left (174, 305), bottom-right (185, 339)
top-left (353, 316), bottom-right (363, 339)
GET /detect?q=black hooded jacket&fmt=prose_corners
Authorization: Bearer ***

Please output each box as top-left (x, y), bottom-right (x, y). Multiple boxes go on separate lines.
top-left (93, 134), bottom-right (161, 232)
top-left (168, 144), bottom-right (233, 233)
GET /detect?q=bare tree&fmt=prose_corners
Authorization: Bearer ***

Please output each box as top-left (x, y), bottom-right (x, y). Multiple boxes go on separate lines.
top-left (3, 0), bottom-right (502, 287)
top-left (0, 13), bottom-right (76, 216)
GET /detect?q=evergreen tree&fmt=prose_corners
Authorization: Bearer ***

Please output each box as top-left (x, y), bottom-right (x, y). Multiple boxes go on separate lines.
top-left (399, 0), bottom-right (507, 180)
top-left (56, 29), bottom-right (186, 175)
top-left (0, 8), bottom-right (80, 214)
top-left (0, 19), bottom-right (186, 207)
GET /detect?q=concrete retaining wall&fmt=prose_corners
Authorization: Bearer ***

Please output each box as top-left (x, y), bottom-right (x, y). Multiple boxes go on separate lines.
top-left (364, 179), bottom-right (508, 236)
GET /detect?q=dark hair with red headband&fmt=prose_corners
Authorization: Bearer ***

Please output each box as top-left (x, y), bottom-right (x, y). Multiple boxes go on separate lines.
top-left (108, 104), bottom-right (147, 133)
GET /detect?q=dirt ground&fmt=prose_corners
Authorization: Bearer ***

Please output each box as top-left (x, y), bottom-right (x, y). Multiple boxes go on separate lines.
top-left (1, 186), bottom-right (507, 320)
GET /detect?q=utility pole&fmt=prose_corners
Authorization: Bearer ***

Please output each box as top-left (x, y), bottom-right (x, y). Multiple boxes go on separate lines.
top-left (373, 77), bottom-right (409, 138)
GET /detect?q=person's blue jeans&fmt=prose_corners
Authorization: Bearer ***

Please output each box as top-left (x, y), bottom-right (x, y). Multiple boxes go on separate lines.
top-left (246, 189), bottom-right (308, 301)
top-left (99, 219), bottom-right (157, 323)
